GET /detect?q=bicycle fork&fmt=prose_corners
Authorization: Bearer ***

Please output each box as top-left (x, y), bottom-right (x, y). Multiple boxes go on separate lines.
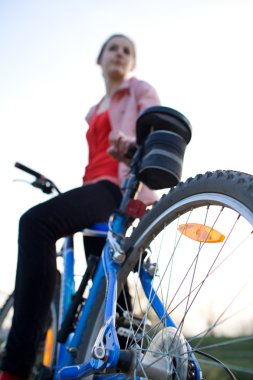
top-left (58, 241), bottom-right (202, 379)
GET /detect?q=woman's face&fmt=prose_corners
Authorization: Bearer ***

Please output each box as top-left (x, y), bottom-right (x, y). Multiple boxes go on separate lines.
top-left (98, 36), bottom-right (135, 81)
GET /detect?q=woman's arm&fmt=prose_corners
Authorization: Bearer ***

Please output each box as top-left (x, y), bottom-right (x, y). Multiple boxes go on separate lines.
top-left (135, 80), bottom-right (161, 115)
top-left (108, 80), bottom-right (160, 164)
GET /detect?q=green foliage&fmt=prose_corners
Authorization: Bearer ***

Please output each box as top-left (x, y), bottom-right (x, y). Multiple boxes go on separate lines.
top-left (195, 336), bottom-right (253, 380)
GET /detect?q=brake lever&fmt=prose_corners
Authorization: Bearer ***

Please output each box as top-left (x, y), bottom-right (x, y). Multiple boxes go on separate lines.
top-left (31, 178), bottom-right (54, 194)
top-left (14, 162), bottom-right (61, 194)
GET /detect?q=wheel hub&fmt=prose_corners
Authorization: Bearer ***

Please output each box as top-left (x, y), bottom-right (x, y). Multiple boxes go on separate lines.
top-left (140, 326), bottom-right (189, 379)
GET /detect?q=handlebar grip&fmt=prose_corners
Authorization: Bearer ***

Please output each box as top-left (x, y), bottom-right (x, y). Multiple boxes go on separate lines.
top-left (124, 143), bottom-right (138, 160)
top-left (15, 162), bottom-right (44, 179)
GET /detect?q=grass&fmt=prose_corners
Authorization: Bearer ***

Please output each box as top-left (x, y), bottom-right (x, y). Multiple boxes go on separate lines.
top-left (194, 335), bottom-right (253, 379)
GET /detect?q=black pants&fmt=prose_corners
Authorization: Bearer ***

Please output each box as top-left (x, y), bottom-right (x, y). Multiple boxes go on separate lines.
top-left (1, 181), bottom-right (122, 378)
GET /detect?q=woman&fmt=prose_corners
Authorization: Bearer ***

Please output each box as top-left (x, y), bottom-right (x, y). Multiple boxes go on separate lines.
top-left (0, 34), bottom-right (160, 380)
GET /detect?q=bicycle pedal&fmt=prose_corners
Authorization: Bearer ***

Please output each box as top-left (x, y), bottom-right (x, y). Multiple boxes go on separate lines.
top-left (117, 311), bottom-right (151, 327)
top-left (116, 312), bottom-right (151, 348)
top-left (117, 326), bottom-right (143, 343)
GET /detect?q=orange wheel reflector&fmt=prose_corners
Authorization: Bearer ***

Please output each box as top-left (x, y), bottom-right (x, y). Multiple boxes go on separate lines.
top-left (178, 223), bottom-right (225, 243)
top-left (43, 327), bottom-right (54, 366)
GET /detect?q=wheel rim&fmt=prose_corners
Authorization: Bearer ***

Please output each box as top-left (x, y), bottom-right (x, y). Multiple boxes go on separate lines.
top-left (117, 192), bottom-right (253, 379)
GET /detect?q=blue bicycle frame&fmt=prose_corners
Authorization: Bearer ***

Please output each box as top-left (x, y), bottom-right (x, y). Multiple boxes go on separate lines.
top-left (52, 208), bottom-right (202, 380)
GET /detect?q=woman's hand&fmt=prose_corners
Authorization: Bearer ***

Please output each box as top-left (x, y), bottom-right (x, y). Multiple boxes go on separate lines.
top-left (107, 131), bottom-right (135, 165)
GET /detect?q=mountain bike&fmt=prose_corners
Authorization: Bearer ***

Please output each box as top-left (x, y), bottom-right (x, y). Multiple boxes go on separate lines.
top-left (1, 106), bottom-right (253, 379)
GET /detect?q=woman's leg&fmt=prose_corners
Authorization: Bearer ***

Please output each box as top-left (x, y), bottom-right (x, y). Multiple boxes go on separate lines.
top-left (1, 181), bottom-right (121, 379)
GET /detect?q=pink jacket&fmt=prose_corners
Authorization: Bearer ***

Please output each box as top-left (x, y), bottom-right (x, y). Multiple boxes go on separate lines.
top-left (85, 77), bottom-right (161, 205)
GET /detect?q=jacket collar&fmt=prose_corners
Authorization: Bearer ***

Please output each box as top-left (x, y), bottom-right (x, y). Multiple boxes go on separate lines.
top-left (86, 77), bottom-right (137, 122)
top-left (111, 76), bottom-right (137, 95)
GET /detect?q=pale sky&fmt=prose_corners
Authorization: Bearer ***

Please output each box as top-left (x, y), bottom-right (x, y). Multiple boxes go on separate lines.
top-left (1, 0), bottom-right (253, 296)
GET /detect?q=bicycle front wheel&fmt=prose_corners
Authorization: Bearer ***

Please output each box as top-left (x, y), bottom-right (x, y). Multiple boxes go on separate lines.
top-left (119, 170), bottom-right (253, 379)
top-left (76, 170), bottom-right (253, 379)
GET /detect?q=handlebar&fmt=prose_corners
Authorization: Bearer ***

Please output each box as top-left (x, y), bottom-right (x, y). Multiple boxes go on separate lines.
top-left (15, 162), bottom-right (44, 179)
top-left (14, 162), bottom-right (61, 195)
top-left (14, 144), bottom-right (138, 196)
